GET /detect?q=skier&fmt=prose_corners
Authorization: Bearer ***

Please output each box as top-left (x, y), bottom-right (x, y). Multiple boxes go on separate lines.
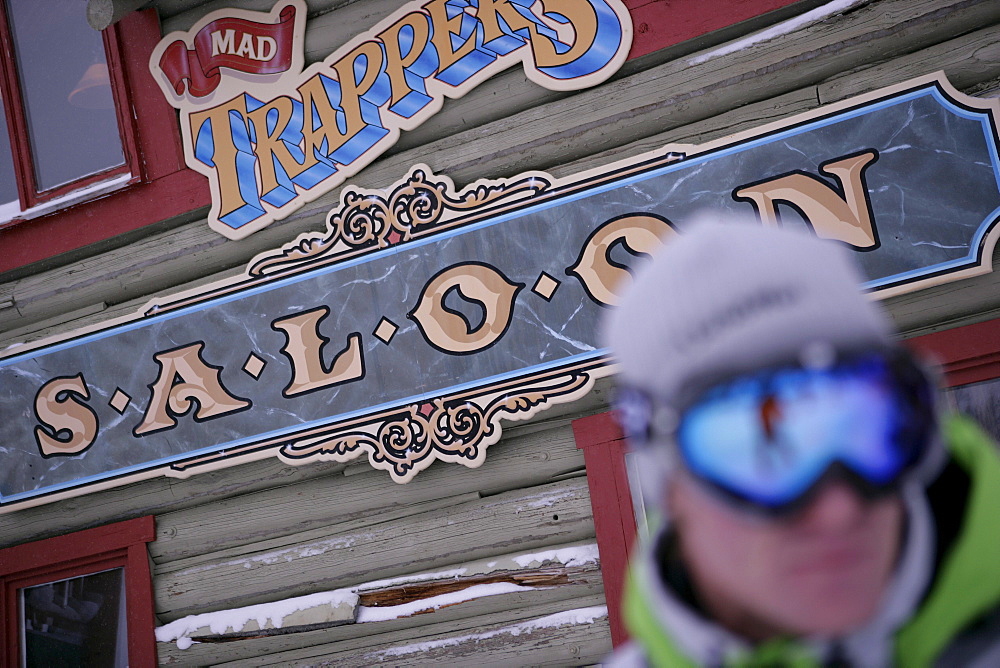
top-left (604, 220), bottom-right (1000, 666)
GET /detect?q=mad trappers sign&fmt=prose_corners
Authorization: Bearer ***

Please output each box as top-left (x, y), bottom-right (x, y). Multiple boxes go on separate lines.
top-left (1, 73), bottom-right (999, 512)
top-left (150, 0), bottom-right (634, 239)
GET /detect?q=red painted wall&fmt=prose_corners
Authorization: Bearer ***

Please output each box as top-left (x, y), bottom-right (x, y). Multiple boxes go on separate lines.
top-left (626, 0), bottom-right (807, 59)
top-left (907, 318), bottom-right (1000, 388)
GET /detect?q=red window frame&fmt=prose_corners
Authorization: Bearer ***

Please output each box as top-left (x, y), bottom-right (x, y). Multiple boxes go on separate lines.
top-left (0, 515), bottom-right (157, 666)
top-left (0, 8), bottom-right (211, 274)
top-left (577, 315), bottom-right (1000, 647)
top-left (573, 412), bottom-right (636, 647)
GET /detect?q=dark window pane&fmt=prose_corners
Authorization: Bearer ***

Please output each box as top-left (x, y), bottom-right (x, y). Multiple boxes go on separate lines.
top-left (0, 91), bottom-right (16, 207)
top-left (7, 0), bottom-right (124, 192)
top-left (20, 568), bottom-right (127, 668)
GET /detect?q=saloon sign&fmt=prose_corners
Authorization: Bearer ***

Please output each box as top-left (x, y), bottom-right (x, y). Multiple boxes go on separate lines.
top-left (1, 73), bottom-right (999, 512)
top-left (150, 0), bottom-right (634, 239)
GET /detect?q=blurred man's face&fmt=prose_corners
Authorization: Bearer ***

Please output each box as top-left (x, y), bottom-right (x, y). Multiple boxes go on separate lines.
top-left (669, 472), bottom-right (903, 640)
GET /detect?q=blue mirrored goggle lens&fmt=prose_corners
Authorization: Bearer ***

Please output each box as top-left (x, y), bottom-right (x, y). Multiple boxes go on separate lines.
top-left (677, 356), bottom-right (922, 508)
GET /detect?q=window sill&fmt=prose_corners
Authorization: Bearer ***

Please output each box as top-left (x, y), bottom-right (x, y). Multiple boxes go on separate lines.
top-left (0, 168), bottom-right (211, 275)
top-left (0, 174), bottom-right (134, 231)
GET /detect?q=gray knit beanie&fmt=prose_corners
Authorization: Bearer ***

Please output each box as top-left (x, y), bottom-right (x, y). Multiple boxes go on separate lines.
top-left (604, 217), bottom-right (895, 431)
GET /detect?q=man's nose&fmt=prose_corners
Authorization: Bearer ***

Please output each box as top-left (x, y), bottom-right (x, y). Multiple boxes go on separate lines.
top-left (798, 479), bottom-right (868, 530)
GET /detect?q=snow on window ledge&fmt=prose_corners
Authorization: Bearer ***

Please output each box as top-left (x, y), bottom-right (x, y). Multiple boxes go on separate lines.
top-left (0, 173), bottom-right (133, 230)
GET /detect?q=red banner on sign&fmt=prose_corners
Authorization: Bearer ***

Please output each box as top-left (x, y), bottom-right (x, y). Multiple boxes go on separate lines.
top-left (159, 4), bottom-right (297, 98)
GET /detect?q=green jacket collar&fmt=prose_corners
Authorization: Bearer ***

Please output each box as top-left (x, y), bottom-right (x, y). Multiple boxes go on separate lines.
top-left (895, 415), bottom-right (1000, 666)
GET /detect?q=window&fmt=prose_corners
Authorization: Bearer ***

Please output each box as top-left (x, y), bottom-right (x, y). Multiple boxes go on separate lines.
top-left (0, 516), bottom-right (157, 666)
top-left (21, 568), bottom-right (128, 666)
top-left (0, 0), bottom-right (138, 224)
top-left (0, 7), bottom-right (210, 274)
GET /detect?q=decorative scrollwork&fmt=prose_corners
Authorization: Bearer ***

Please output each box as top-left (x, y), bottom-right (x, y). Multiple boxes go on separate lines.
top-left (389, 169), bottom-right (448, 235)
top-left (278, 368), bottom-right (594, 482)
top-left (330, 191), bottom-right (391, 247)
top-left (248, 165), bottom-right (550, 277)
top-left (432, 400), bottom-right (487, 459)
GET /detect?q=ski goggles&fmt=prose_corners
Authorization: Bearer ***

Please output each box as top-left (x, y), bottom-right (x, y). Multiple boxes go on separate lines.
top-left (618, 349), bottom-right (937, 514)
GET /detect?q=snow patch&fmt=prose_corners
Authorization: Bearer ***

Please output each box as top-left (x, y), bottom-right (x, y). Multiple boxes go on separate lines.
top-left (688, 0), bottom-right (867, 66)
top-left (355, 567), bottom-right (469, 592)
top-left (158, 543), bottom-right (600, 650)
top-left (0, 200), bottom-right (19, 221)
top-left (356, 582), bottom-right (533, 623)
top-left (512, 544), bottom-right (600, 568)
top-left (176, 535), bottom-right (359, 576)
top-left (517, 489), bottom-right (576, 511)
top-left (155, 589), bottom-right (358, 649)
top-left (376, 605), bottom-right (609, 658)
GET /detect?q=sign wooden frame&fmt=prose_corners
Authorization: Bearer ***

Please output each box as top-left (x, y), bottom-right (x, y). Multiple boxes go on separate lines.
top-left (1, 72), bottom-right (998, 513)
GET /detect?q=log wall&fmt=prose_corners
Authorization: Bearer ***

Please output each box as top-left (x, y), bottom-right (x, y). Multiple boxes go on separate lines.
top-left (1, 0), bottom-right (999, 664)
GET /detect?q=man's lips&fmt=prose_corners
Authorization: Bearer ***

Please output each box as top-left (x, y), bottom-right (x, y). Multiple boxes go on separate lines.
top-left (783, 540), bottom-right (876, 579)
